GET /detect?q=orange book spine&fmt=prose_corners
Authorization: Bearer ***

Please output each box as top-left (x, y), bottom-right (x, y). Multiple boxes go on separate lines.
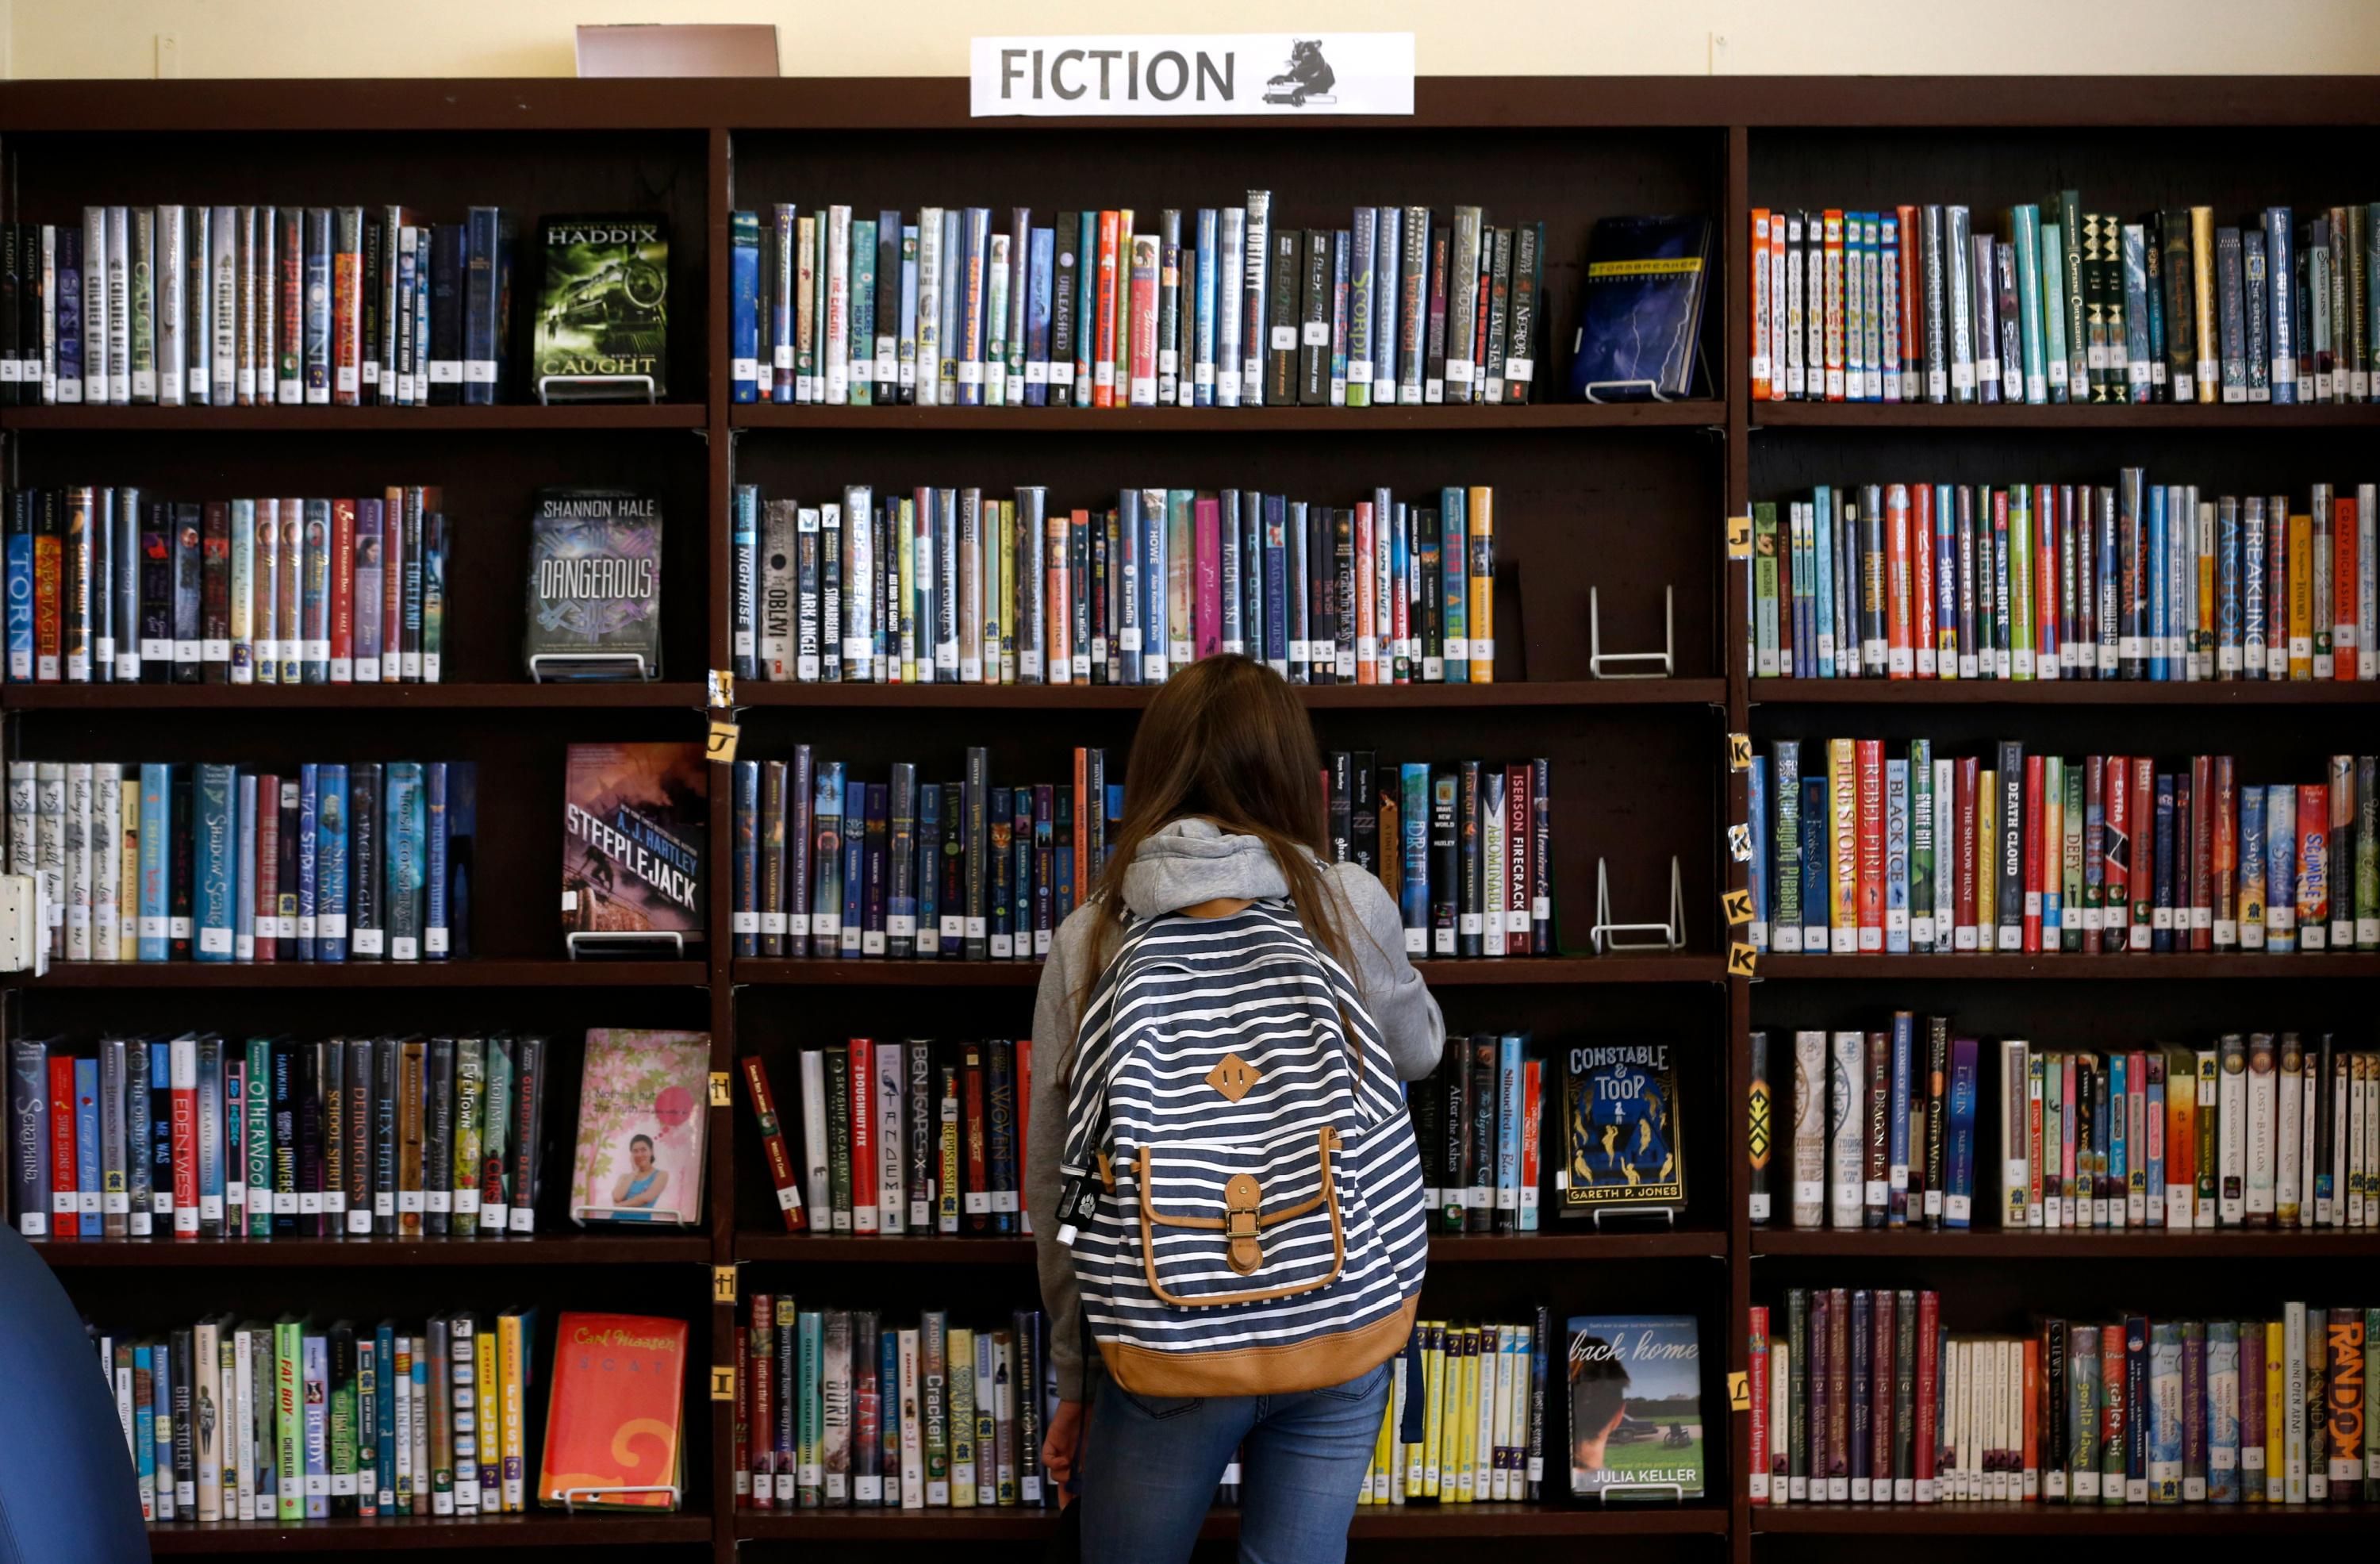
top-left (1092, 212), bottom-right (1119, 409)
top-left (1465, 486), bottom-right (1494, 682)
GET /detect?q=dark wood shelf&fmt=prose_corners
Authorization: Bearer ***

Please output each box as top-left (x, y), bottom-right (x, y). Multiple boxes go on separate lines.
top-left (7, 959), bottom-right (710, 989)
top-left (1753, 678), bottom-right (2380, 706)
top-left (144, 1513), bottom-right (713, 1552)
top-left (1754, 401), bottom-right (2380, 429)
top-left (36, 1232), bottom-right (712, 1266)
top-left (731, 401), bottom-right (1721, 433)
top-left (1, 682), bottom-right (708, 711)
top-left (0, 403), bottom-right (705, 432)
top-left (736, 679), bottom-right (1728, 710)
top-left (735, 955), bottom-right (1724, 987)
top-left (737, 1502), bottom-right (1726, 1539)
top-left (1758, 952), bottom-right (2380, 981)
top-left (1751, 1228), bottom-right (2380, 1259)
top-left (1750, 1501), bottom-right (2374, 1534)
top-left (738, 1230), bottom-right (1722, 1264)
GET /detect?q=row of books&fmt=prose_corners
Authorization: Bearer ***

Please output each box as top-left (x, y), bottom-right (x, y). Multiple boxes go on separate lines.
top-left (730, 484), bottom-right (1500, 687)
top-left (1749, 1293), bottom-right (2378, 1506)
top-left (1410, 1038), bottom-right (1547, 1233)
top-left (5, 486), bottom-right (452, 686)
top-left (1749, 200), bottom-right (2379, 405)
top-left (4, 759), bottom-right (478, 964)
top-left (6, 206), bottom-right (512, 408)
top-left (1744, 743), bottom-right (2380, 955)
top-left (733, 1301), bottom-right (1055, 1509)
top-left (7, 1034), bottom-right (548, 1242)
top-left (739, 1041), bottom-right (1031, 1238)
top-left (1749, 1021), bottom-right (2380, 1233)
top-left (727, 199), bottom-right (1550, 410)
top-left (1750, 478), bottom-right (2379, 683)
top-left (1355, 1314), bottom-right (1553, 1505)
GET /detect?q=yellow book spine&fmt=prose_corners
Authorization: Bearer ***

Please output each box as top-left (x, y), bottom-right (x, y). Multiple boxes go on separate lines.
top-left (1466, 486), bottom-right (1495, 682)
top-left (2265, 1320), bottom-right (2286, 1500)
top-left (498, 1311), bottom-right (526, 1512)
top-left (1112, 209), bottom-right (1135, 396)
top-left (1977, 774), bottom-right (1999, 947)
top-left (473, 1328), bottom-right (497, 1511)
top-left (1829, 738), bottom-right (1858, 947)
top-left (1419, 1324), bottom-right (1443, 1497)
top-left (2289, 513), bottom-right (2313, 678)
top-left (1460, 1328), bottom-right (1481, 1502)
top-left (2190, 207), bottom-right (2217, 403)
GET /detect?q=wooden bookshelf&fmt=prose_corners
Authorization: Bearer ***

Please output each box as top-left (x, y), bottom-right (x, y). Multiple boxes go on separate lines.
top-left (5, 74), bottom-right (2374, 1564)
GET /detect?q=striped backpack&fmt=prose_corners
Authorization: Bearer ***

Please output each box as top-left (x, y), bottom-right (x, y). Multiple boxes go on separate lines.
top-left (1054, 898), bottom-right (1427, 1397)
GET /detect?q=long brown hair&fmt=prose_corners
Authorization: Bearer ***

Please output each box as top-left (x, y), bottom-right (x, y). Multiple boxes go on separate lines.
top-left (1070, 654), bottom-right (1353, 1028)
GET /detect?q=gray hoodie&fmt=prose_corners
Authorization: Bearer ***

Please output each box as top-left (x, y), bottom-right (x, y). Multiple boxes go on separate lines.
top-left (1026, 817), bottom-right (1446, 1401)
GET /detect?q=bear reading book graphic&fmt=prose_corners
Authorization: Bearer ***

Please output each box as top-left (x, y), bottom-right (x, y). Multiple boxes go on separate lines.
top-left (1265, 40), bottom-right (1337, 108)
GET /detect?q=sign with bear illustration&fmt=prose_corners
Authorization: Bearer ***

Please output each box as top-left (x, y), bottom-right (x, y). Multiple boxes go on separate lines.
top-left (971, 33), bottom-right (1415, 117)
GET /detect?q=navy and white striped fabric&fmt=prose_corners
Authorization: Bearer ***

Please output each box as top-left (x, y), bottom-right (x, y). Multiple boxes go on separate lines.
top-left (1061, 899), bottom-right (1426, 1384)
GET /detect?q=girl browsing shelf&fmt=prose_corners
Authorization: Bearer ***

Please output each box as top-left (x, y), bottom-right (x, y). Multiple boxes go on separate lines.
top-left (1026, 654), bottom-right (1445, 1564)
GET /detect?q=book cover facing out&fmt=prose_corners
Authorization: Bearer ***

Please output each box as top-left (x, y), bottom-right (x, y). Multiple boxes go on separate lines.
top-left (537, 1311), bottom-right (688, 1508)
top-left (532, 214), bottom-right (670, 399)
top-left (1567, 1313), bottom-right (1705, 1500)
top-left (570, 1028), bottom-right (710, 1227)
top-left (1568, 215), bottom-right (1711, 402)
top-left (1560, 1041), bottom-right (1685, 1219)
top-left (523, 487), bottom-right (664, 681)
top-left (562, 743), bottom-right (707, 947)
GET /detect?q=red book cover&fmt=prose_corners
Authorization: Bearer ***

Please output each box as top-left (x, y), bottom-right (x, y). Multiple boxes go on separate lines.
top-left (1046, 508), bottom-right (1073, 682)
top-left (2036, 484), bottom-right (2059, 674)
top-left (538, 1312), bottom-right (689, 1508)
top-left (1914, 1290), bottom-right (1939, 1499)
top-left (1070, 747), bottom-right (1089, 907)
top-left (739, 1056), bottom-right (807, 1232)
top-left (2336, 496), bottom-right (2360, 680)
top-left (254, 774), bottom-right (280, 963)
top-left (2022, 1337), bottom-right (2040, 1497)
top-left (2190, 756), bottom-right (2215, 949)
top-left (2102, 755), bottom-right (2130, 952)
top-left (1092, 212), bottom-right (1119, 409)
top-left (962, 1043), bottom-right (989, 1233)
top-left (46, 1054), bottom-right (76, 1241)
top-left (846, 1039), bottom-right (876, 1234)
top-left (2299, 782), bottom-right (2331, 936)
top-left (1128, 235), bottom-right (1160, 405)
top-left (170, 1037), bottom-right (198, 1238)
top-left (1886, 483), bottom-right (1913, 677)
top-left (1954, 755), bottom-right (1980, 947)
top-left (333, 225), bottom-right (361, 407)
top-left (328, 498), bottom-right (355, 682)
top-left (382, 488), bottom-right (407, 680)
top-left (2082, 756), bottom-right (2105, 955)
top-left (1855, 740), bottom-right (1885, 949)
top-left (1896, 206), bottom-right (1922, 392)
top-left (2211, 756), bottom-right (2237, 946)
top-left (2023, 752), bottom-right (2045, 952)
top-left (2127, 758), bottom-right (2154, 944)
top-left (1518, 1059), bottom-right (1541, 1228)
top-left (1869, 1290), bottom-right (1894, 1480)
top-left (1749, 1304), bottom-right (1771, 1504)
top-left (1194, 496), bottom-right (1223, 663)
top-left (745, 1293), bottom-right (770, 1507)
top-left (1911, 483), bottom-right (1936, 676)
top-left (1504, 764), bottom-right (1531, 956)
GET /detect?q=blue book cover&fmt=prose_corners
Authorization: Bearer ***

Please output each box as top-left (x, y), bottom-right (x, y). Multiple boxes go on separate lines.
top-left (1560, 1043), bottom-right (1684, 1220)
top-left (1884, 758), bottom-right (1909, 952)
top-left (1143, 486), bottom-right (1170, 681)
top-left (132, 1344), bottom-right (155, 1504)
top-left (1373, 205), bottom-right (1399, 398)
top-left (729, 209), bottom-right (759, 402)
top-left (938, 209), bottom-right (965, 405)
top-left (1812, 486), bottom-right (1837, 677)
top-left (1801, 775), bottom-right (1830, 951)
top-left (1495, 1032), bottom-right (1522, 1220)
top-left (195, 763), bottom-right (237, 961)
top-left (2146, 482), bottom-right (2169, 679)
top-left (302, 1333), bottom-right (329, 1517)
top-left (1944, 1035), bottom-right (1978, 1228)
top-left (55, 225), bottom-right (83, 398)
top-left (1115, 487), bottom-right (1142, 685)
top-left (1261, 494), bottom-right (1288, 674)
top-left (1024, 227), bottom-right (1054, 406)
top-left (1770, 742), bottom-right (1802, 951)
top-left (1399, 763), bottom-right (1430, 951)
top-left (423, 761), bottom-right (450, 959)
top-left (236, 774), bottom-right (259, 959)
top-left (916, 780), bottom-right (942, 955)
top-left (839, 774), bottom-right (866, 955)
top-left (195, 1039), bottom-right (224, 1222)
top-left (71, 1057), bottom-right (99, 1237)
top-left (2263, 209), bottom-right (2296, 405)
top-left (731, 759), bottom-right (760, 958)
top-left (1887, 1011), bottom-right (1914, 1224)
top-left (1568, 214), bottom-right (1710, 402)
top-left (2263, 783), bottom-right (2297, 952)
top-left (1330, 230), bottom-right (1351, 402)
top-left (2147, 1320), bottom-right (2184, 1499)
top-left (1192, 209), bottom-right (1218, 407)
top-left (138, 763), bottom-right (172, 960)
top-left (2108, 1051), bottom-right (2129, 1205)
top-left (463, 206), bottom-right (503, 404)
top-left (5, 505), bottom-right (29, 682)
top-left (317, 763), bottom-right (349, 962)
top-left (1440, 487), bottom-right (1468, 682)
top-left (1746, 755), bottom-right (1769, 948)
top-left (382, 762), bottom-right (424, 960)
top-left (2205, 1320), bottom-right (2239, 1502)
top-left (297, 764), bottom-right (320, 958)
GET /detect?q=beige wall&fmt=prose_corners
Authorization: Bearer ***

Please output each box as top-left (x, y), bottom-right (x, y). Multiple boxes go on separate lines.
top-left (6, 0), bottom-right (2380, 79)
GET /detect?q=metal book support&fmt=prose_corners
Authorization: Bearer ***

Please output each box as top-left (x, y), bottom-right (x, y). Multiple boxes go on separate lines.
top-left (538, 374), bottom-right (659, 404)
top-left (1580, 1481), bottom-right (1691, 1504)
top-left (529, 651), bottom-right (658, 682)
top-left (1588, 1201), bottom-right (1679, 1232)
top-left (1589, 857), bottom-right (1684, 955)
top-left (558, 1483), bottom-right (681, 1513)
top-left (1588, 586), bottom-right (1676, 679)
top-left (566, 929), bottom-right (688, 959)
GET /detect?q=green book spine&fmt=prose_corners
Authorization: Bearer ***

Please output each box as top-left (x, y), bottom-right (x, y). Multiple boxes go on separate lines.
top-left (2011, 205), bottom-right (2048, 404)
top-left (274, 1318), bottom-right (304, 1520)
top-left (798, 1309), bottom-right (825, 1507)
top-left (329, 1323), bottom-right (357, 1516)
top-left (450, 1038), bottom-right (482, 1236)
top-left (479, 1037), bottom-right (512, 1232)
top-left (2040, 220), bottom-right (2071, 403)
top-left (849, 218), bottom-right (877, 408)
top-left (1753, 501), bottom-right (1779, 674)
top-left (2063, 761), bottom-right (2086, 953)
top-left (2056, 190), bottom-right (2088, 397)
top-left (246, 1038), bottom-right (274, 1236)
top-left (1906, 740), bottom-right (1933, 950)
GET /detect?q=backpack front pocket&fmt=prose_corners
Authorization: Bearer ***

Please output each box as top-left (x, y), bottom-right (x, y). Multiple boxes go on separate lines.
top-left (1134, 1128), bottom-right (1345, 1308)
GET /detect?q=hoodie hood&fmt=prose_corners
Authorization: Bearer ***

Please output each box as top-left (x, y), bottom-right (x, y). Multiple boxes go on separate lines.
top-left (1120, 817), bottom-right (1292, 918)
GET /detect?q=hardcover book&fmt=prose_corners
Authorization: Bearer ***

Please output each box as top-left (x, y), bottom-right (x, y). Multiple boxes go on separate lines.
top-left (522, 487), bottom-right (663, 681)
top-left (1560, 1041), bottom-right (1686, 1220)
top-left (1567, 1313), bottom-right (1705, 1500)
top-left (537, 1312), bottom-right (688, 1508)
top-left (569, 1029), bottom-right (710, 1228)
top-left (530, 215), bottom-right (669, 402)
top-left (1569, 215), bottom-right (1711, 402)
top-left (562, 743), bottom-right (706, 952)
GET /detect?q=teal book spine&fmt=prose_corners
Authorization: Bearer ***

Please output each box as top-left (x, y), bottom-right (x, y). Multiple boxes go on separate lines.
top-left (246, 1038), bottom-right (273, 1236)
top-left (1399, 763), bottom-right (1430, 951)
top-left (317, 763), bottom-right (349, 962)
top-left (1439, 487), bottom-right (1467, 682)
top-left (2012, 206), bottom-right (2048, 403)
top-left (383, 762), bottom-right (424, 961)
top-left (850, 217), bottom-right (878, 408)
top-left (136, 763), bottom-right (171, 959)
top-left (1813, 486), bottom-right (1837, 678)
top-left (196, 762), bottom-right (237, 960)
top-left (2040, 220), bottom-right (2071, 403)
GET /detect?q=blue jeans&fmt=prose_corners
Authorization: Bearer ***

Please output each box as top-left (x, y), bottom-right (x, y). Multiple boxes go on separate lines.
top-left (1081, 1358), bottom-right (1391, 1564)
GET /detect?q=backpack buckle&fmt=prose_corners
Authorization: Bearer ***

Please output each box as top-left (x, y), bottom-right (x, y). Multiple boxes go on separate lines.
top-left (1224, 1174), bottom-right (1264, 1274)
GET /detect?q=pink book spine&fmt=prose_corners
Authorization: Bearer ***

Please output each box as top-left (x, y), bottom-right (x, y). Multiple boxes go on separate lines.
top-left (1354, 501), bottom-right (1378, 682)
top-left (1193, 498), bottom-right (1222, 661)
